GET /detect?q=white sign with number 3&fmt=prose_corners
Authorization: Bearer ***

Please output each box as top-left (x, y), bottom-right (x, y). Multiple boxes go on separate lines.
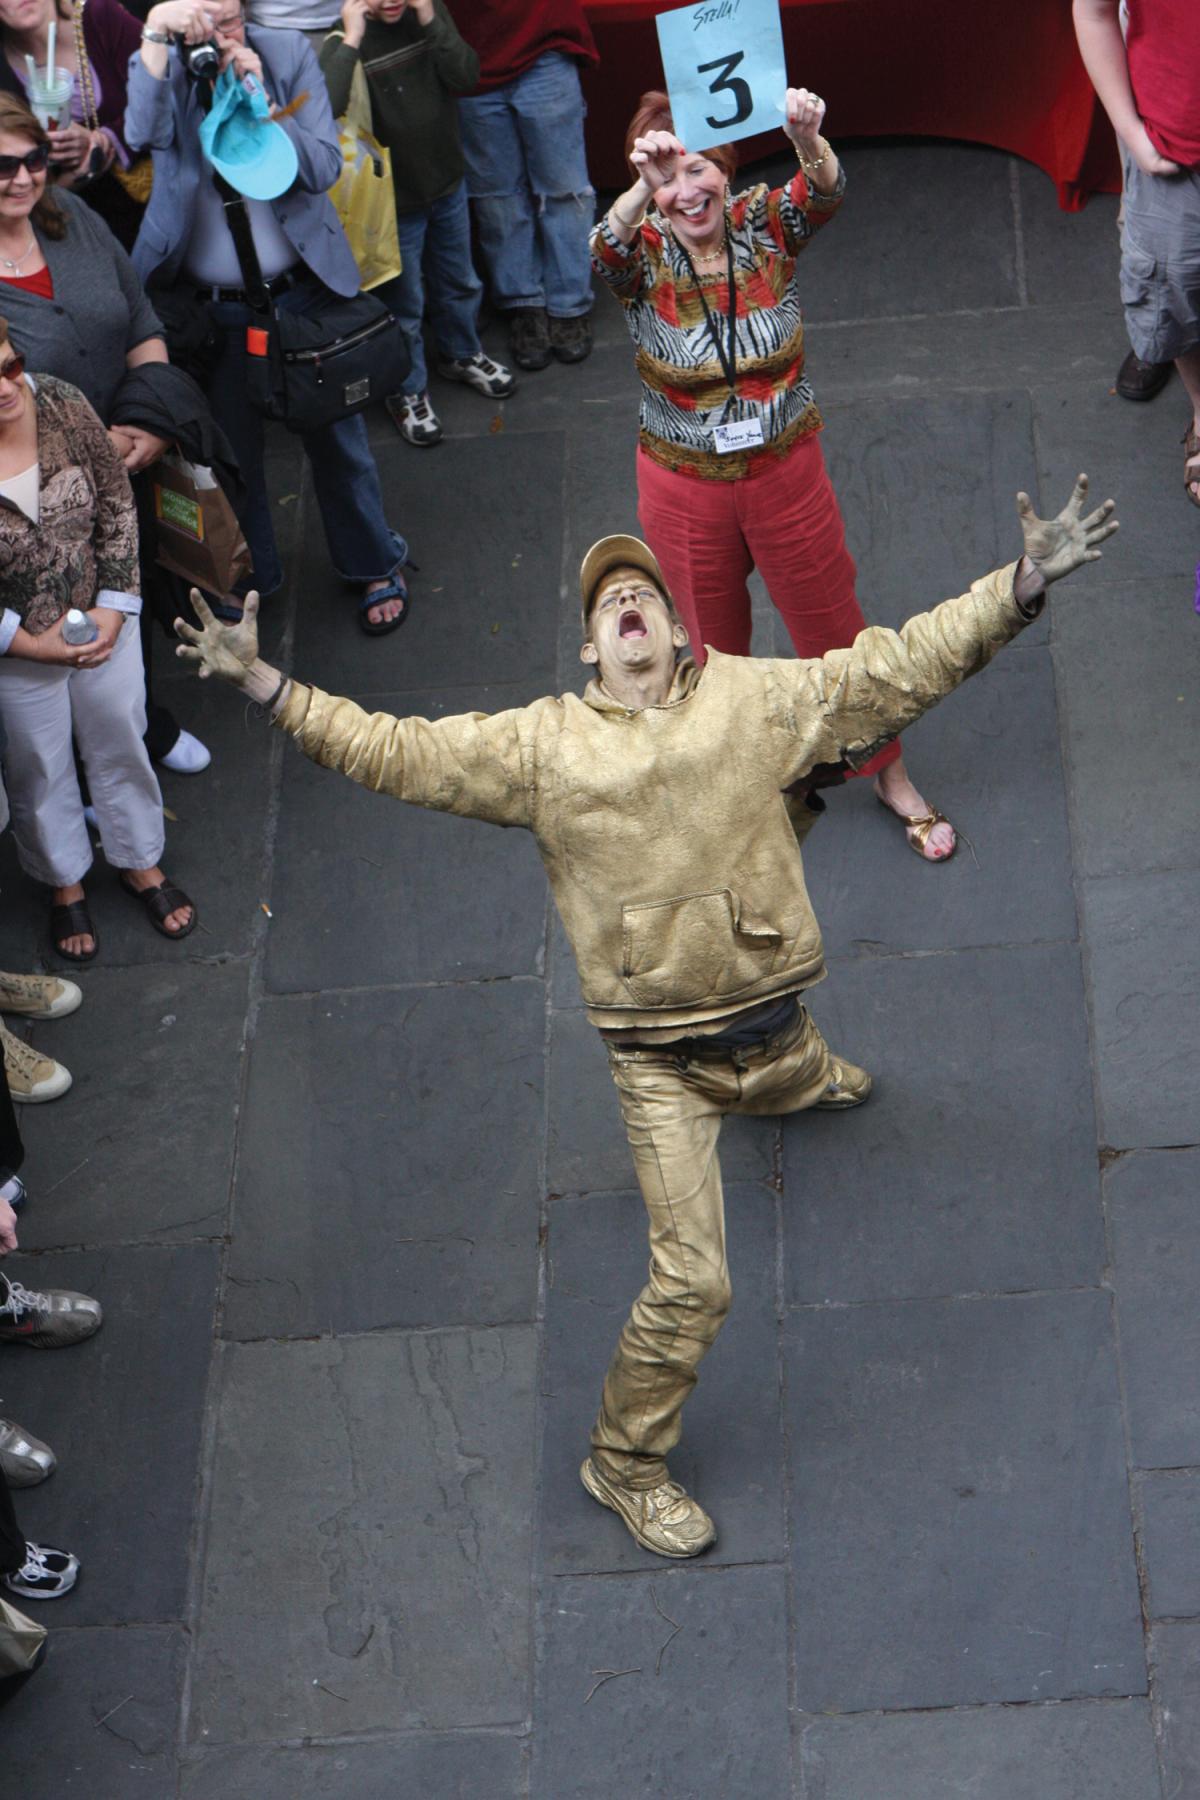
top-left (655, 0), bottom-right (787, 152)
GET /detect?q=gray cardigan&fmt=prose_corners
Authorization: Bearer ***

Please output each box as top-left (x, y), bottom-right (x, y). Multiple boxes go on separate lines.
top-left (0, 190), bottom-right (163, 424)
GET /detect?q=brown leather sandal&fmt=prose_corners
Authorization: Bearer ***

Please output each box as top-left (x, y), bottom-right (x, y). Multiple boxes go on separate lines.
top-left (118, 874), bottom-right (197, 941)
top-left (1183, 424), bottom-right (1200, 509)
top-left (50, 898), bottom-right (98, 964)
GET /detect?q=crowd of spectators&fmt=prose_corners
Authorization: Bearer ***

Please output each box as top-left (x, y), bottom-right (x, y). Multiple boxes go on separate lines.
top-left (0, 0), bottom-right (600, 1686)
top-left (0, 0), bottom-right (1194, 1695)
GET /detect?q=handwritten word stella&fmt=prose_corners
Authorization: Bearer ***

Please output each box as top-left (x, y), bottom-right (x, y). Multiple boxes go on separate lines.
top-left (692, 0), bottom-right (741, 29)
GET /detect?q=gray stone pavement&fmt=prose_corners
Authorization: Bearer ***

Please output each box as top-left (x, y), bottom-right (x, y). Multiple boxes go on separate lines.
top-left (1, 139), bottom-right (1197, 1796)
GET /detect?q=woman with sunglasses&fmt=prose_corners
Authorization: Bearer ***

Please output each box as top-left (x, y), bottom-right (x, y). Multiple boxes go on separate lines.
top-left (0, 323), bottom-right (197, 958)
top-left (0, 0), bottom-right (144, 248)
top-left (0, 96), bottom-right (212, 812)
top-left (591, 90), bottom-right (957, 862)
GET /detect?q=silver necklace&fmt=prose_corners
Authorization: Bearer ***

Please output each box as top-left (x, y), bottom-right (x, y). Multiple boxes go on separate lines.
top-left (0, 232), bottom-right (36, 273)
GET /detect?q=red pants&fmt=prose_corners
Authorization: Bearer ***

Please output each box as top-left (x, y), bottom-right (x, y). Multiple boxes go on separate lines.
top-left (636, 436), bottom-right (900, 778)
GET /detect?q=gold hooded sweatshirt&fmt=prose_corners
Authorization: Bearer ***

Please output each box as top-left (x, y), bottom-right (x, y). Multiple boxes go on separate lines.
top-left (275, 562), bottom-right (1032, 1033)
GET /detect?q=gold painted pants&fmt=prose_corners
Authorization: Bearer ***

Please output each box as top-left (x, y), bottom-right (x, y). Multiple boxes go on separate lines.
top-left (591, 1004), bottom-right (834, 1489)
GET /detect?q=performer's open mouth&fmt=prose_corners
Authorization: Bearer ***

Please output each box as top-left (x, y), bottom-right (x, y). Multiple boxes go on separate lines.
top-left (618, 608), bottom-right (648, 639)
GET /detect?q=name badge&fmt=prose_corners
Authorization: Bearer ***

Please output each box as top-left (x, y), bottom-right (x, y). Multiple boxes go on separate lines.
top-left (712, 418), bottom-right (765, 454)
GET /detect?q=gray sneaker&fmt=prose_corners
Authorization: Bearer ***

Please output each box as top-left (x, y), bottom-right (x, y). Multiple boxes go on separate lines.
top-left (580, 1457), bottom-right (716, 1558)
top-left (435, 351), bottom-right (515, 398)
top-left (0, 1273), bottom-right (102, 1347)
top-left (387, 391), bottom-right (443, 447)
top-left (0, 1417), bottom-right (55, 1486)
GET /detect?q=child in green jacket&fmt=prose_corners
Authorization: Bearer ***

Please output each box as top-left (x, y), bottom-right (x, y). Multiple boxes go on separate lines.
top-left (321, 0), bottom-right (515, 445)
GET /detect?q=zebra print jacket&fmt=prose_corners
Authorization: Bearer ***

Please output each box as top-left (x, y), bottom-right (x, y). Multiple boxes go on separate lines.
top-left (590, 165), bottom-right (846, 482)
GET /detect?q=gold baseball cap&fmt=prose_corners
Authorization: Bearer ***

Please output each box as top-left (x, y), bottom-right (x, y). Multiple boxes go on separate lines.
top-left (579, 534), bottom-right (672, 633)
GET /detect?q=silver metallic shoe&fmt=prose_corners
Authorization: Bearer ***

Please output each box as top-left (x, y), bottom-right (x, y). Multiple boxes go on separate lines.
top-left (0, 1416), bottom-right (55, 1486)
top-left (0, 1273), bottom-right (102, 1347)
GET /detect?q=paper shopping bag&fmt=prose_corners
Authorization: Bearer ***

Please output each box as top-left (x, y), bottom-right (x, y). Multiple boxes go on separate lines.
top-left (152, 455), bottom-right (253, 597)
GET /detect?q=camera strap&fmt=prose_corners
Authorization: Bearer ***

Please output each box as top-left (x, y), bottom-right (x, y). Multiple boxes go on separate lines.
top-left (211, 168), bottom-right (271, 314)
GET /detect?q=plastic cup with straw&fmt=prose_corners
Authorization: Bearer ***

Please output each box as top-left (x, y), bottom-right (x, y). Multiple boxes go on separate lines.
top-left (26, 20), bottom-right (73, 130)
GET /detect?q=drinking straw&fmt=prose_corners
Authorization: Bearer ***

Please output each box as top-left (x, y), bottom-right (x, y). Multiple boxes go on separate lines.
top-left (46, 17), bottom-right (55, 77)
top-left (24, 53), bottom-right (37, 87)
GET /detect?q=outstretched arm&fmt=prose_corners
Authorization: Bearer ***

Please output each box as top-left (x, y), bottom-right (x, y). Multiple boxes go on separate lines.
top-left (779, 475), bottom-right (1118, 772)
top-left (175, 592), bottom-right (534, 826)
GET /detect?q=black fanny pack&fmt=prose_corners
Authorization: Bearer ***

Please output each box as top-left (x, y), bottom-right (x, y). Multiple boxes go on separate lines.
top-left (217, 174), bottom-right (410, 434)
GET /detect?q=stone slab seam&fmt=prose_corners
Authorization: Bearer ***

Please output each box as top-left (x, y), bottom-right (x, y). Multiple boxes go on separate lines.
top-left (176, 472), bottom-right (301, 1766)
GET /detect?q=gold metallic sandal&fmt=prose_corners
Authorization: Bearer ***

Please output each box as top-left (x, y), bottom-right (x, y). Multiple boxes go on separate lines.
top-left (878, 798), bottom-right (958, 862)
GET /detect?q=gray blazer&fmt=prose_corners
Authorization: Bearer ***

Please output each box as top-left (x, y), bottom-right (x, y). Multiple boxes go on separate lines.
top-left (124, 27), bottom-right (360, 297)
top-left (0, 191), bottom-right (162, 423)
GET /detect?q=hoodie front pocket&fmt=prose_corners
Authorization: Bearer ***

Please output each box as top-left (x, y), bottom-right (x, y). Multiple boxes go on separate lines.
top-left (621, 889), bottom-right (783, 1008)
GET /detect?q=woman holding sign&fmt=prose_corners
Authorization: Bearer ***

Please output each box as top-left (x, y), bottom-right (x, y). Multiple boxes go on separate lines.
top-left (591, 89), bottom-right (956, 862)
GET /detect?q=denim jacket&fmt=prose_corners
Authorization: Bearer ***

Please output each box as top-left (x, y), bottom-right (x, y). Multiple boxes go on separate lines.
top-left (124, 27), bottom-right (361, 297)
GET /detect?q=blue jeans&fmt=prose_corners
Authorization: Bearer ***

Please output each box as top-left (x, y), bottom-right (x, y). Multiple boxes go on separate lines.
top-left (458, 52), bottom-right (595, 318)
top-left (375, 181), bottom-right (483, 396)
top-left (205, 275), bottom-right (405, 597)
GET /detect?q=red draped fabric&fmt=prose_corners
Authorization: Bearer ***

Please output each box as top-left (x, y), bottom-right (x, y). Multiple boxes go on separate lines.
top-left (581, 0), bottom-right (1120, 210)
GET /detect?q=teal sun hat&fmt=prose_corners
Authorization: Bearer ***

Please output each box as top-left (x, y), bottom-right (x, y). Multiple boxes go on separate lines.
top-left (200, 66), bottom-right (298, 201)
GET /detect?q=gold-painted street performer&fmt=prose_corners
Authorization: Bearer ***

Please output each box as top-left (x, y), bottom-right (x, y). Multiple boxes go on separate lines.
top-left (174, 475), bottom-right (1116, 1560)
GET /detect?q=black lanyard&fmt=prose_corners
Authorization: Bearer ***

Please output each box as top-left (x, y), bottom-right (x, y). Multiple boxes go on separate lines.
top-left (677, 234), bottom-right (737, 400)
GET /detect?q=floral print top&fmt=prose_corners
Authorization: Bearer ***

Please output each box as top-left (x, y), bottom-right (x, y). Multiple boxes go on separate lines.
top-left (0, 374), bottom-right (139, 644)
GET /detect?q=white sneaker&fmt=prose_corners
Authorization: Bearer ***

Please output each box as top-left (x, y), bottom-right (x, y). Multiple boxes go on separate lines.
top-left (436, 351), bottom-right (516, 398)
top-left (0, 972), bottom-right (82, 1019)
top-left (388, 391), bottom-right (442, 447)
top-left (158, 729), bottom-right (211, 775)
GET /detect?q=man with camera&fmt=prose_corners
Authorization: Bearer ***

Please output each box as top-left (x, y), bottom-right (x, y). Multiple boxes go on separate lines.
top-left (125, 0), bottom-right (412, 633)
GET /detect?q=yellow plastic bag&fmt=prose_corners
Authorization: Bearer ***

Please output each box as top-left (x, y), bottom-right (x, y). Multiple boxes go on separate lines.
top-left (329, 59), bottom-right (401, 291)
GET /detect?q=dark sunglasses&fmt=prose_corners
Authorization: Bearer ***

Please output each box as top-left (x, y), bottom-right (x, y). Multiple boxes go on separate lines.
top-left (0, 145), bottom-right (50, 179)
top-left (0, 354), bottom-right (27, 383)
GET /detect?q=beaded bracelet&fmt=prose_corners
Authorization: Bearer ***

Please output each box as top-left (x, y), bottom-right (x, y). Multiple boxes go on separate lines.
top-left (796, 139), bottom-right (831, 173)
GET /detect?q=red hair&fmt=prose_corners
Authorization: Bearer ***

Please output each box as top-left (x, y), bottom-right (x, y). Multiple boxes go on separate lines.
top-left (623, 89), bottom-right (738, 185)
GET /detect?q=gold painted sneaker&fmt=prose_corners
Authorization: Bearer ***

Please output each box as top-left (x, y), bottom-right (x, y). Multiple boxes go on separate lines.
top-left (580, 1458), bottom-right (716, 1559)
top-left (0, 972), bottom-right (82, 1020)
top-left (0, 1026), bottom-right (71, 1104)
top-left (814, 1056), bottom-right (872, 1109)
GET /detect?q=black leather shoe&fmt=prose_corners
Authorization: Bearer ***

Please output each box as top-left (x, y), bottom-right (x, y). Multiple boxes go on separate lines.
top-left (548, 313), bottom-right (593, 364)
top-left (1116, 349), bottom-right (1170, 401)
top-left (507, 307), bottom-right (552, 371)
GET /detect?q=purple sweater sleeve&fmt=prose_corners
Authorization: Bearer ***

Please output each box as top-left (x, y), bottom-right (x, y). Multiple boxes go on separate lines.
top-left (84, 0), bottom-right (143, 159)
